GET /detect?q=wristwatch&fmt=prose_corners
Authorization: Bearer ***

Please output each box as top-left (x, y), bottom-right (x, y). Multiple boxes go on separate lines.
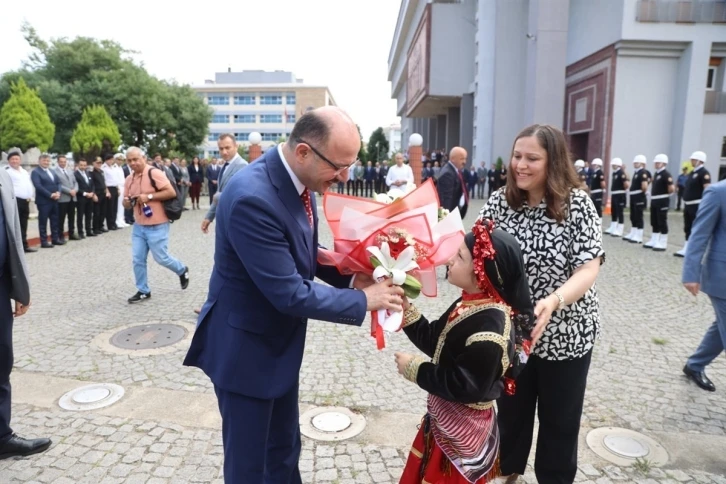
top-left (552, 290), bottom-right (565, 310)
top-left (148, 194), bottom-right (154, 200)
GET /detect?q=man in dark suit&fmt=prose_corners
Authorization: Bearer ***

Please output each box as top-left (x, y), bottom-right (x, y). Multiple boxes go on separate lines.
top-left (184, 107), bottom-right (403, 482)
top-left (436, 146), bottom-right (469, 219)
top-left (74, 159), bottom-right (96, 238)
top-left (363, 160), bottom-right (376, 197)
top-left (30, 154), bottom-right (63, 248)
top-left (206, 160), bottom-right (220, 205)
top-left (0, 165), bottom-right (52, 459)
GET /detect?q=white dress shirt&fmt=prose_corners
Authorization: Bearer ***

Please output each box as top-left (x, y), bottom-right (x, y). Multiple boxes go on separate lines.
top-left (5, 166), bottom-right (35, 200)
top-left (278, 144), bottom-right (305, 196)
top-left (385, 164), bottom-right (414, 188)
top-left (102, 163), bottom-right (120, 187)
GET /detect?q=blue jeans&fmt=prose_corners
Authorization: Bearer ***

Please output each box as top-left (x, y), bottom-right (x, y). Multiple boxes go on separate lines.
top-left (687, 295), bottom-right (726, 372)
top-left (131, 223), bottom-right (185, 294)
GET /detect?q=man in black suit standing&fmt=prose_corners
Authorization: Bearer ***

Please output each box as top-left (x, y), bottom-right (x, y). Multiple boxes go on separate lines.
top-left (436, 146), bottom-right (469, 219)
top-left (74, 159), bottom-right (96, 238)
top-left (363, 161), bottom-right (376, 198)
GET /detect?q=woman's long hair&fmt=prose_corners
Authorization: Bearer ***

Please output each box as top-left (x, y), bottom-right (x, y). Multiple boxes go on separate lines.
top-left (504, 124), bottom-right (581, 223)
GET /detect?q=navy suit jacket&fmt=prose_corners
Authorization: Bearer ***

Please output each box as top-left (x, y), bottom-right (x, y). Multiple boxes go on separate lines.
top-left (184, 147), bottom-right (367, 399)
top-left (31, 168), bottom-right (61, 206)
top-left (682, 179), bottom-right (726, 299)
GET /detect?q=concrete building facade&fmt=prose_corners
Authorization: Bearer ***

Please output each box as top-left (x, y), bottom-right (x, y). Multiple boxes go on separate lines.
top-left (193, 70), bottom-right (336, 158)
top-left (388, 0), bottom-right (726, 179)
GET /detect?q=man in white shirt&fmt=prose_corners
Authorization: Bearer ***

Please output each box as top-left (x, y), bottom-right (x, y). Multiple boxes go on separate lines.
top-left (4, 150), bottom-right (36, 253)
top-left (102, 154), bottom-right (120, 230)
top-left (385, 153), bottom-right (414, 190)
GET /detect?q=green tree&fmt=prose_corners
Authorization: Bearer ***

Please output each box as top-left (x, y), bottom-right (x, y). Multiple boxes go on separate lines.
top-left (70, 105), bottom-right (121, 160)
top-left (0, 24), bottom-right (211, 157)
top-left (367, 127), bottom-right (389, 164)
top-left (0, 77), bottom-right (55, 152)
top-left (237, 144), bottom-right (249, 159)
top-left (356, 125), bottom-right (367, 162)
top-left (496, 156), bottom-right (504, 170)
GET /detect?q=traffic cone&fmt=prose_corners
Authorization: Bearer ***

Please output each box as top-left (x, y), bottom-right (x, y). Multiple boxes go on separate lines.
top-left (604, 197), bottom-right (611, 216)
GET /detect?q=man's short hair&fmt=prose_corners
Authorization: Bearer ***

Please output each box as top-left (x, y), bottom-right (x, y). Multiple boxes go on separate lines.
top-left (7, 149), bottom-right (22, 160)
top-left (39, 153), bottom-right (51, 162)
top-left (103, 153), bottom-right (114, 162)
top-left (289, 111), bottom-right (330, 149)
top-left (219, 133), bottom-right (236, 143)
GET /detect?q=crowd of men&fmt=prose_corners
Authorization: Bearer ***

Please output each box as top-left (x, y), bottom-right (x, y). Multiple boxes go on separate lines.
top-left (575, 151), bottom-right (712, 255)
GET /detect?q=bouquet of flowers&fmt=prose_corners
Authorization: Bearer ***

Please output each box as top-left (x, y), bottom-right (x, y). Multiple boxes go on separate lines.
top-left (373, 183), bottom-right (417, 204)
top-left (318, 179), bottom-right (465, 349)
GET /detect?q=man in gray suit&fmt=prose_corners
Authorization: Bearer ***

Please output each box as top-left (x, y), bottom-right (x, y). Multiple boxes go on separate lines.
top-left (0, 167), bottom-right (52, 459)
top-left (682, 179), bottom-right (726, 392)
top-left (201, 133), bottom-right (248, 234)
top-left (55, 155), bottom-right (80, 241)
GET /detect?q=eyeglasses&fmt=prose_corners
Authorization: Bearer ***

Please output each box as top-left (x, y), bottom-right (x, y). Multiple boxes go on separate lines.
top-left (295, 137), bottom-right (357, 175)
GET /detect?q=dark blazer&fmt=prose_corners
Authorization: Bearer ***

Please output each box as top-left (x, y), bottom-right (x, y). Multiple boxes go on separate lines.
top-left (189, 164), bottom-right (204, 184)
top-left (169, 163), bottom-right (182, 185)
top-left (184, 147), bottom-right (367, 399)
top-left (364, 167), bottom-right (376, 182)
top-left (90, 169), bottom-right (106, 194)
top-left (206, 164), bottom-right (220, 186)
top-left (75, 169), bottom-right (95, 196)
top-left (437, 162), bottom-right (464, 212)
top-left (30, 168), bottom-right (61, 206)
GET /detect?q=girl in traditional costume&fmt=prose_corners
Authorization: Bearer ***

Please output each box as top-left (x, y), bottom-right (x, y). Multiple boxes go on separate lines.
top-left (395, 219), bottom-right (534, 484)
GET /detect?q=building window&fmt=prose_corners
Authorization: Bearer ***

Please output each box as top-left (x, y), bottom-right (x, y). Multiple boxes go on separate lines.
top-left (721, 136), bottom-right (726, 158)
top-left (234, 95), bottom-right (256, 105)
top-left (260, 114), bottom-right (283, 123)
top-left (261, 132), bottom-right (283, 141)
top-left (575, 98), bottom-right (588, 123)
top-left (211, 114), bottom-right (228, 123)
top-left (208, 133), bottom-right (220, 141)
top-left (208, 95), bottom-right (229, 105)
top-left (707, 66), bottom-right (718, 91)
top-left (286, 94), bottom-right (296, 104)
top-left (286, 114), bottom-right (296, 123)
top-left (235, 132), bottom-right (250, 141)
top-left (234, 114), bottom-right (256, 123)
top-left (209, 150), bottom-right (220, 158)
top-left (260, 95), bottom-right (283, 105)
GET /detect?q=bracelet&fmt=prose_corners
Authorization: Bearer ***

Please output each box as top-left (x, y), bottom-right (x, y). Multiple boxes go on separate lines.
top-left (552, 290), bottom-right (565, 310)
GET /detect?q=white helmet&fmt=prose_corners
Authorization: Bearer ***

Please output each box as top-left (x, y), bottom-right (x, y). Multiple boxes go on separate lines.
top-left (611, 158), bottom-right (623, 167)
top-left (633, 154), bottom-right (647, 165)
top-left (654, 153), bottom-right (668, 164)
top-left (574, 159), bottom-right (585, 168)
top-left (591, 158), bottom-right (603, 167)
top-left (690, 151), bottom-right (707, 163)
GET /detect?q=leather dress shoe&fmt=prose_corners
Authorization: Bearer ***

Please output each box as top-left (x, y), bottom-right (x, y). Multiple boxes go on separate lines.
top-left (683, 365), bottom-right (716, 392)
top-left (0, 434), bottom-right (52, 460)
top-left (23, 247), bottom-right (37, 253)
top-left (52, 240), bottom-right (66, 246)
top-left (70, 234), bottom-right (81, 241)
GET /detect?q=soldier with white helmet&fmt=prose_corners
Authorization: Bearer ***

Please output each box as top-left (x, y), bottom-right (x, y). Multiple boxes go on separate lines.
top-left (605, 158), bottom-right (629, 237)
top-left (589, 158), bottom-right (606, 218)
top-left (623, 154), bottom-right (651, 243)
top-left (574, 159), bottom-right (588, 191)
top-left (674, 151), bottom-right (711, 257)
top-left (644, 154), bottom-right (674, 251)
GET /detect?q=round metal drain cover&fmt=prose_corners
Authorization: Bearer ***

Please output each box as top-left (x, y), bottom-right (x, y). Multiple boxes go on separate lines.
top-left (300, 406), bottom-right (366, 442)
top-left (603, 435), bottom-right (649, 458)
top-left (312, 412), bottom-right (351, 433)
top-left (110, 324), bottom-right (186, 350)
top-left (586, 427), bottom-right (668, 467)
top-left (59, 383), bottom-right (125, 411)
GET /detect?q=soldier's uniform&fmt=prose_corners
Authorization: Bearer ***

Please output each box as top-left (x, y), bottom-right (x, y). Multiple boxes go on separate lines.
top-left (675, 151), bottom-right (711, 257)
top-left (589, 159), bottom-right (605, 218)
top-left (644, 154), bottom-right (674, 252)
top-left (624, 155), bottom-right (651, 244)
top-left (606, 158), bottom-right (627, 237)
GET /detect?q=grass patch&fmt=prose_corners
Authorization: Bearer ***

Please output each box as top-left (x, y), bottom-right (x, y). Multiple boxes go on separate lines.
top-left (652, 337), bottom-right (668, 345)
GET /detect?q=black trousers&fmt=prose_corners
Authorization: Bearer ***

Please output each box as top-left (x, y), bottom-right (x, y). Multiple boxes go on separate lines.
top-left (364, 180), bottom-right (373, 198)
top-left (76, 197), bottom-right (94, 236)
top-left (630, 194), bottom-right (646, 229)
top-left (346, 180), bottom-right (355, 196)
top-left (611, 194), bottom-right (626, 224)
top-left (208, 184), bottom-right (218, 205)
top-left (58, 201), bottom-right (76, 237)
top-left (590, 196), bottom-right (603, 218)
top-left (37, 202), bottom-right (60, 244)
top-left (0, 274), bottom-right (16, 446)
top-left (684, 203), bottom-right (699, 240)
top-left (676, 186), bottom-right (684, 210)
top-left (93, 194), bottom-right (107, 233)
top-left (15, 199), bottom-right (30, 249)
top-left (106, 187), bottom-right (119, 229)
top-left (498, 350), bottom-right (593, 484)
top-left (650, 198), bottom-right (670, 234)
top-left (354, 180), bottom-right (363, 196)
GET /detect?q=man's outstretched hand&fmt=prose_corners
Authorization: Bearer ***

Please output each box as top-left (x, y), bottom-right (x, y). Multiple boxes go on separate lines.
top-left (362, 279), bottom-right (404, 313)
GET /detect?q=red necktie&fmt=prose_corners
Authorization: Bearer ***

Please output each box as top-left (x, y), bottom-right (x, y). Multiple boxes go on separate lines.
top-left (300, 189), bottom-right (313, 227)
top-left (456, 169), bottom-right (469, 204)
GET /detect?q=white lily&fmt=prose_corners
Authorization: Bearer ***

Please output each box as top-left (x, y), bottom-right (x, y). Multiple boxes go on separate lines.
top-left (367, 242), bottom-right (419, 285)
top-left (374, 192), bottom-right (392, 204)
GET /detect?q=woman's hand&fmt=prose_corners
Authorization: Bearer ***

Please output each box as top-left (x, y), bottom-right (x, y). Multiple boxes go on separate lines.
top-left (401, 295), bottom-right (410, 310)
top-left (394, 352), bottom-right (414, 376)
top-left (531, 294), bottom-right (559, 347)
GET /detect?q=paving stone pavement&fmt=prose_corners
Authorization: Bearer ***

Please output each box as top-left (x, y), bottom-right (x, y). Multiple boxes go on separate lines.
top-left (1, 196), bottom-right (725, 482)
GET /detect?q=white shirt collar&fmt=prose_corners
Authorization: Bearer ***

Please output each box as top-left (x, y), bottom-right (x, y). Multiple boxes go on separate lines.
top-left (694, 164), bottom-right (703, 172)
top-left (277, 144), bottom-right (305, 195)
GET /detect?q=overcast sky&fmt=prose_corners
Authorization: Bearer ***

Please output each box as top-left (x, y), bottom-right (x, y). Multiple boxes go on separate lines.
top-left (0, 0), bottom-right (401, 139)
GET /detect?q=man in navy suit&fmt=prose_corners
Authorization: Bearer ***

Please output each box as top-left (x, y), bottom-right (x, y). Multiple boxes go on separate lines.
top-left (30, 154), bottom-right (63, 248)
top-left (682, 179), bottom-right (726, 392)
top-left (363, 160), bottom-right (376, 197)
top-left (184, 107), bottom-right (404, 483)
